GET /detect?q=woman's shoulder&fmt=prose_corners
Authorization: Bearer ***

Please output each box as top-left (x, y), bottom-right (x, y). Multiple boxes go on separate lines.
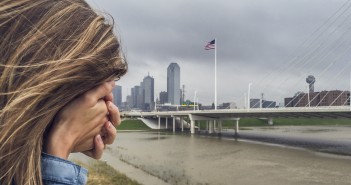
top-left (41, 153), bottom-right (88, 185)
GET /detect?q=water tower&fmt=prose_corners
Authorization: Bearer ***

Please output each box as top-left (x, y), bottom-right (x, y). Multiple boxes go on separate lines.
top-left (306, 75), bottom-right (315, 93)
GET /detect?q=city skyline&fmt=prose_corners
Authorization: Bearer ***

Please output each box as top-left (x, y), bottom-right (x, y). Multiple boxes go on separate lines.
top-left (128, 74), bottom-right (155, 111)
top-left (89, 0), bottom-right (351, 106)
top-left (125, 63), bottom-right (181, 110)
top-left (120, 71), bottom-right (350, 109)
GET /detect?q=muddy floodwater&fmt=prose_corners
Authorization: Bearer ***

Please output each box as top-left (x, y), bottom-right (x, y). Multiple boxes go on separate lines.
top-left (97, 127), bottom-right (351, 185)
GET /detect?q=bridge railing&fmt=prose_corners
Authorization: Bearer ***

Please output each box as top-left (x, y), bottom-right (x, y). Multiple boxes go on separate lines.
top-left (121, 105), bottom-right (350, 117)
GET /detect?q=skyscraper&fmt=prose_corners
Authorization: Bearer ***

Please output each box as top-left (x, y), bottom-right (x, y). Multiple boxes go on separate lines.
top-left (131, 85), bottom-right (142, 109)
top-left (126, 95), bottom-right (132, 109)
top-left (159, 91), bottom-right (168, 104)
top-left (167, 63), bottom-right (180, 105)
top-left (143, 74), bottom-right (154, 111)
top-left (136, 85), bottom-right (143, 110)
top-left (112, 85), bottom-right (122, 107)
top-left (131, 87), bottom-right (135, 107)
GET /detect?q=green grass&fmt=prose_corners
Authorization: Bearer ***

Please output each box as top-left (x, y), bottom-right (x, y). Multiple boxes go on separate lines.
top-left (196, 118), bottom-right (351, 129)
top-left (117, 119), bottom-right (150, 130)
top-left (75, 160), bottom-right (141, 185)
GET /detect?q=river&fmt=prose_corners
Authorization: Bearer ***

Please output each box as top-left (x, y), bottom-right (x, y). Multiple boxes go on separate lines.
top-left (92, 126), bottom-right (351, 185)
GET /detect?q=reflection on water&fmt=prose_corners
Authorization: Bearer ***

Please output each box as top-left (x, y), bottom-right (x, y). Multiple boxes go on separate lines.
top-left (142, 136), bottom-right (169, 141)
top-left (107, 130), bottom-right (351, 185)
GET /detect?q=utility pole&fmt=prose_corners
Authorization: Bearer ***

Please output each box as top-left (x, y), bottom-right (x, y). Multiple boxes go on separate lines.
top-left (248, 83), bottom-right (252, 111)
top-left (244, 93), bottom-right (247, 109)
top-left (307, 85), bottom-right (311, 107)
top-left (194, 91), bottom-right (197, 111)
top-left (182, 84), bottom-right (185, 103)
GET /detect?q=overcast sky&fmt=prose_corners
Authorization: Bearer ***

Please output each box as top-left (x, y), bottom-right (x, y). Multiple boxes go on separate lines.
top-left (87, 0), bottom-right (351, 107)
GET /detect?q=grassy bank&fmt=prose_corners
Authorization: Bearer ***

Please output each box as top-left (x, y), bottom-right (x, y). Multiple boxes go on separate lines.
top-left (117, 119), bottom-right (150, 130)
top-left (76, 160), bottom-right (141, 185)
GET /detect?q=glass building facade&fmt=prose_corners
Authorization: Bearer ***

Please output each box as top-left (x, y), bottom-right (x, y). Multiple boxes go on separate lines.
top-left (167, 63), bottom-right (180, 105)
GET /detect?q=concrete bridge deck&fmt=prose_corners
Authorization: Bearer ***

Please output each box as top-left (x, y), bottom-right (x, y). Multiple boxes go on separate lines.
top-left (122, 106), bottom-right (351, 134)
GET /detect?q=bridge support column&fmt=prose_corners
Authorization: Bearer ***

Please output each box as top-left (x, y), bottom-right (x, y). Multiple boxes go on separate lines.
top-left (181, 117), bottom-right (184, 132)
top-left (214, 120), bottom-right (217, 131)
top-left (218, 120), bottom-right (222, 133)
top-left (158, 116), bottom-right (161, 129)
top-left (165, 117), bottom-right (168, 129)
top-left (188, 114), bottom-right (218, 134)
top-left (209, 120), bottom-right (214, 134)
top-left (173, 117), bottom-right (176, 133)
top-left (190, 120), bottom-right (195, 134)
top-left (235, 118), bottom-right (240, 136)
top-left (206, 121), bottom-right (209, 132)
top-left (268, 117), bottom-right (274, 126)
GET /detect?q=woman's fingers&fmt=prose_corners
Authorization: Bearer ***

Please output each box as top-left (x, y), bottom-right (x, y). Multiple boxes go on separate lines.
top-left (104, 92), bottom-right (114, 102)
top-left (82, 134), bottom-right (104, 159)
top-left (92, 135), bottom-right (105, 159)
top-left (107, 101), bottom-right (121, 127)
top-left (102, 121), bottom-right (117, 145)
top-left (84, 81), bottom-right (115, 105)
top-left (81, 98), bottom-right (119, 159)
top-left (83, 121), bottom-right (116, 158)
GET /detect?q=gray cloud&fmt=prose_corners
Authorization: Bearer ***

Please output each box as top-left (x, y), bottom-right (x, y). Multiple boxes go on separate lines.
top-left (88, 0), bottom-right (351, 106)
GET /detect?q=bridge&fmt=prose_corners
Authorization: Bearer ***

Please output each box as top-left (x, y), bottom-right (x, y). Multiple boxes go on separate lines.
top-left (122, 106), bottom-right (351, 135)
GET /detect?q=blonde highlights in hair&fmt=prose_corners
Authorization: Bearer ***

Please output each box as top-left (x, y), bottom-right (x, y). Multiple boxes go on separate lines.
top-left (0, 0), bottom-right (127, 184)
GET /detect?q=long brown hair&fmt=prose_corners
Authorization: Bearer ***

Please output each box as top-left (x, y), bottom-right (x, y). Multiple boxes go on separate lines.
top-left (0, 0), bottom-right (127, 184)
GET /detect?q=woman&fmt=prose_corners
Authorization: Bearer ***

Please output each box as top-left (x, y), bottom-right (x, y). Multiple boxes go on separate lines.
top-left (0, 0), bottom-right (127, 184)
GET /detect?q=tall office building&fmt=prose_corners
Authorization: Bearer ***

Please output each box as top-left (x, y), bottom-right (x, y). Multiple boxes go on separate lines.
top-left (159, 91), bottom-right (168, 104)
top-left (126, 95), bottom-right (132, 109)
top-left (131, 85), bottom-right (142, 109)
top-left (113, 85), bottom-right (122, 107)
top-left (136, 84), bottom-right (144, 110)
top-left (167, 63), bottom-right (180, 105)
top-left (143, 74), bottom-right (154, 111)
top-left (131, 87), bottom-right (135, 107)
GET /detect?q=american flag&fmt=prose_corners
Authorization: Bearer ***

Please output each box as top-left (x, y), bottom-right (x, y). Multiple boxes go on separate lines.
top-left (205, 39), bottom-right (215, 50)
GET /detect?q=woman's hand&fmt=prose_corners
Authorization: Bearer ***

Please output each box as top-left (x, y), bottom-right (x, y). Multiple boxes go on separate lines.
top-left (81, 101), bottom-right (121, 159)
top-left (44, 81), bottom-right (119, 160)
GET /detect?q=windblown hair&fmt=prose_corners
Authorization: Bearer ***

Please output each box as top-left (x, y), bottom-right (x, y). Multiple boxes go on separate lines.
top-left (0, 0), bottom-right (127, 184)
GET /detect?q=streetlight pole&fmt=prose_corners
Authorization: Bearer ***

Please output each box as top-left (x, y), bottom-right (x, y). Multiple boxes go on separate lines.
top-left (194, 91), bottom-right (197, 111)
top-left (307, 84), bottom-right (311, 107)
top-left (248, 83), bottom-right (252, 111)
top-left (214, 38), bottom-right (217, 110)
top-left (244, 93), bottom-right (247, 109)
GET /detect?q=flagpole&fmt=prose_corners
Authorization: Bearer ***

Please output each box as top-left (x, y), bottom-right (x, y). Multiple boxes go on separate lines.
top-left (215, 38), bottom-right (217, 110)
